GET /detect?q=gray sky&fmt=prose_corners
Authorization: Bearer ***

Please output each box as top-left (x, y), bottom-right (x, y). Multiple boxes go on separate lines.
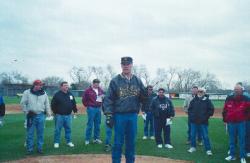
top-left (1, 0), bottom-right (250, 88)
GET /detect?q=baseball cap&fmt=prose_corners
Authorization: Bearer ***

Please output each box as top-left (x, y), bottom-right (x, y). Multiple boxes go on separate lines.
top-left (121, 56), bottom-right (133, 65)
top-left (33, 79), bottom-right (43, 86)
top-left (93, 79), bottom-right (100, 83)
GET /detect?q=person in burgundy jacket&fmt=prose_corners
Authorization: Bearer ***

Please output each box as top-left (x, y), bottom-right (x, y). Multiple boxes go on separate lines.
top-left (82, 79), bottom-right (104, 145)
top-left (223, 84), bottom-right (250, 163)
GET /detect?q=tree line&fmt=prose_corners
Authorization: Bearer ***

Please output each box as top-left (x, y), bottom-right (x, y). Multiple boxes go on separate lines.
top-left (1, 65), bottom-right (249, 93)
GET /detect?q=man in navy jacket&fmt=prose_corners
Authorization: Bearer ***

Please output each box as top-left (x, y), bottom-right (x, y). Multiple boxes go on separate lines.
top-left (51, 81), bottom-right (77, 148)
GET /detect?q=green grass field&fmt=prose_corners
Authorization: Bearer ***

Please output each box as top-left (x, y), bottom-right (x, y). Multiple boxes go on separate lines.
top-left (0, 114), bottom-right (247, 163)
top-left (3, 96), bottom-right (225, 108)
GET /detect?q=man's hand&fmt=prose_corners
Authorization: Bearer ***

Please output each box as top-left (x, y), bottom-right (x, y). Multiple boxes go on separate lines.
top-left (106, 114), bottom-right (114, 128)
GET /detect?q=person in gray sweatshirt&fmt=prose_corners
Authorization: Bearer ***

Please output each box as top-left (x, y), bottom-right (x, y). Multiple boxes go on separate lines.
top-left (20, 79), bottom-right (52, 154)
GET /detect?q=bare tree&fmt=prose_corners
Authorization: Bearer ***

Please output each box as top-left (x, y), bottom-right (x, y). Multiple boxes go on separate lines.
top-left (102, 65), bottom-right (117, 90)
top-left (42, 76), bottom-right (64, 86)
top-left (152, 68), bottom-right (168, 90)
top-left (166, 67), bottom-right (177, 92)
top-left (0, 71), bottom-right (28, 84)
top-left (69, 66), bottom-right (92, 83)
top-left (197, 72), bottom-right (221, 92)
top-left (173, 69), bottom-right (201, 92)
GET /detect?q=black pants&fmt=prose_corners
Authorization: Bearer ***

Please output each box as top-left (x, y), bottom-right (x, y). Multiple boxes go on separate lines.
top-left (154, 116), bottom-right (171, 145)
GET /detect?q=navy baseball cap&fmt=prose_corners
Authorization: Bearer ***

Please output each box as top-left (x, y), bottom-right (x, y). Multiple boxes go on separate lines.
top-left (121, 56), bottom-right (133, 65)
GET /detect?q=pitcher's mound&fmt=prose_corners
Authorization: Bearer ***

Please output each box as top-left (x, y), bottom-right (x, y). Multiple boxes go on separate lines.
top-left (9, 154), bottom-right (192, 163)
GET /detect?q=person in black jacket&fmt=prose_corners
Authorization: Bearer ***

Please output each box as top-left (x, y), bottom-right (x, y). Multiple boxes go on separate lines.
top-left (141, 85), bottom-right (157, 140)
top-left (0, 96), bottom-right (5, 127)
top-left (51, 81), bottom-right (77, 148)
top-left (151, 88), bottom-right (175, 149)
top-left (187, 87), bottom-right (214, 156)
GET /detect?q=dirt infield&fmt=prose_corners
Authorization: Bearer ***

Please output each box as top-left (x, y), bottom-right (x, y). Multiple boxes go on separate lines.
top-left (8, 154), bottom-right (192, 163)
top-left (5, 104), bottom-right (223, 118)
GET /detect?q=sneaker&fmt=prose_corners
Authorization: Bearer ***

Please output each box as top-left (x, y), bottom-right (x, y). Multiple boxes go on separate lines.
top-left (104, 144), bottom-right (112, 152)
top-left (188, 147), bottom-right (196, 153)
top-left (85, 140), bottom-right (90, 145)
top-left (142, 136), bottom-right (147, 140)
top-left (150, 136), bottom-right (155, 140)
top-left (240, 158), bottom-right (246, 163)
top-left (157, 144), bottom-right (163, 148)
top-left (24, 142), bottom-right (26, 147)
top-left (165, 144), bottom-right (173, 149)
top-left (54, 143), bottom-right (59, 148)
top-left (93, 139), bottom-right (102, 144)
top-left (227, 150), bottom-right (230, 155)
top-left (67, 142), bottom-right (74, 147)
top-left (247, 153), bottom-right (250, 157)
top-left (206, 150), bottom-right (212, 156)
top-left (225, 156), bottom-right (236, 161)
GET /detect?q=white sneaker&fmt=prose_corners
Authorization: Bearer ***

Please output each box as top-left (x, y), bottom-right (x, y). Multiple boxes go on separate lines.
top-left (67, 142), bottom-right (74, 147)
top-left (93, 139), bottom-right (102, 144)
top-left (247, 153), bottom-right (250, 157)
top-left (225, 156), bottom-right (236, 161)
top-left (142, 136), bottom-right (147, 140)
top-left (150, 136), bottom-right (155, 140)
top-left (54, 143), bottom-right (59, 148)
top-left (85, 141), bottom-right (90, 145)
top-left (165, 144), bottom-right (173, 149)
top-left (206, 150), bottom-right (212, 156)
top-left (240, 158), bottom-right (246, 163)
top-left (188, 147), bottom-right (196, 153)
top-left (227, 150), bottom-right (230, 155)
top-left (157, 144), bottom-right (163, 148)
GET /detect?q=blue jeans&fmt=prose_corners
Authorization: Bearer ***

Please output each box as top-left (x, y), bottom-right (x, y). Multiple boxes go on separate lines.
top-left (154, 116), bottom-right (171, 145)
top-left (105, 118), bottom-right (113, 145)
top-left (143, 112), bottom-right (154, 137)
top-left (228, 122), bottom-right (246, 158)
top-left (112, 113), bottom-right (137, 163)
top-left (54, 114), bottom-right (72, 144)
top-left (246, 121), bottom-right (250, 153)
top-left (190, 123), bottom-right (211, 151)
top-left (188, 117), bottom-right (202, 142)
top-left (26, 113), bottom-right (45, 152)
top-left (85, 107), bottom-right (101, 141)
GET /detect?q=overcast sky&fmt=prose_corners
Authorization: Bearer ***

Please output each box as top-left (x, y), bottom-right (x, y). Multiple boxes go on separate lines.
top-left (0, 0), bottom-right (250, 89)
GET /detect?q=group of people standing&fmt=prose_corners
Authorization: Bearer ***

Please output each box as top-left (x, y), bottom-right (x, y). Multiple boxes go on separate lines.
top-left (1, 56), bottom-right (248, 163)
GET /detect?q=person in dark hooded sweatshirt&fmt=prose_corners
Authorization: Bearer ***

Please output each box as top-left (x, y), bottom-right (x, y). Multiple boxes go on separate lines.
top-left (151, 88), bottom-right (175, 149)
top-left (20, 80), bottom-right (52, 154)
top-left (187, 87), bottom-right (214, 156)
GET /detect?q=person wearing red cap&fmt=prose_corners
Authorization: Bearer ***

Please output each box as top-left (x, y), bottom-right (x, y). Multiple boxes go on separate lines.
top-left (20, 79), bottom-right (52, 154)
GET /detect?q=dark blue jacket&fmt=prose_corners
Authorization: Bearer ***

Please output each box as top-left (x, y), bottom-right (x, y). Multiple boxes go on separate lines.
top-left (141, 92), bottom-right (157, 112)
top-left (103, 74), bottom-right (146, 114)
top-left (51, 91), bottom-right (77, 115)
top-left (151, 95), bottom-right (175, 118)
top-left (188, 95), bottom-right (214, 124)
